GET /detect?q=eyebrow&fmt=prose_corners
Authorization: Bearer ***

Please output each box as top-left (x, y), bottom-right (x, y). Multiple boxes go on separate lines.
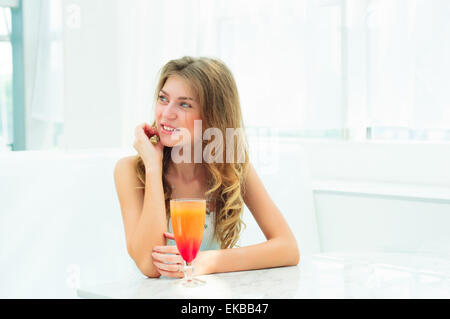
top-left (160, 89), bottom-right (195, 101)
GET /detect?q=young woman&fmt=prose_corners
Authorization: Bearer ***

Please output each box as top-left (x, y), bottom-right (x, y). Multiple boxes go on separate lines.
top-left (114, 56), bottom-right (299, 278)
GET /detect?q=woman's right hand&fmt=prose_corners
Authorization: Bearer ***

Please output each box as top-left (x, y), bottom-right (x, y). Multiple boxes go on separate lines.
top-left (133, 123), bottom-right (164, 172)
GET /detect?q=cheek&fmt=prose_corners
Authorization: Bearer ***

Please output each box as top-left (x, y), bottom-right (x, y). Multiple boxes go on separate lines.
top-left (187, 114), bottom-right (201, 128)
top-left (188, 116), bottom-right (204, 140)
top-left (155, 105), bottom-right (162, 118)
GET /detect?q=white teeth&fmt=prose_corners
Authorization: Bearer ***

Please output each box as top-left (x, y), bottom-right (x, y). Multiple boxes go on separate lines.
top-left (163, 125), bottom-right (175, 132)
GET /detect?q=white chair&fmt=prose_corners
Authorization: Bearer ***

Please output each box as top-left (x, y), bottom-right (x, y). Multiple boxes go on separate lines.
top-left (0, 149), bottom-right (141, 298)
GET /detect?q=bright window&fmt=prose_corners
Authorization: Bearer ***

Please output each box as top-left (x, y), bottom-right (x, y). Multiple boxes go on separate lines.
top-left (217, 0), bottom-right (345, 139)
top-left (366, 0), bottom-right (450, 141)
top-left (0, 6), bottom-right (12, 151)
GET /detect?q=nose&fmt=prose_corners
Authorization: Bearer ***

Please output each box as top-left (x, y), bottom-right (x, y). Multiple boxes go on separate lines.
top-left (161, 100), bottom-right (177, 120)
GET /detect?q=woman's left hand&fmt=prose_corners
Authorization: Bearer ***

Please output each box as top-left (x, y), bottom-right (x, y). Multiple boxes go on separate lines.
top-left (152, 232), bottom-right (212, 278)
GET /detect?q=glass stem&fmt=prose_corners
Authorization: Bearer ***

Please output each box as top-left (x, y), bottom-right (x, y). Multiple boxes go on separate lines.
top-left (184, 261), bottom-right (194, 283)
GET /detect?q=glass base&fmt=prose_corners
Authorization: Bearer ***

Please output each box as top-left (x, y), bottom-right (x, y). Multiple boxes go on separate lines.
top-left (180, 261), bottom-right (206, 288)
top-left (181, 277), bottom-right (206, 288)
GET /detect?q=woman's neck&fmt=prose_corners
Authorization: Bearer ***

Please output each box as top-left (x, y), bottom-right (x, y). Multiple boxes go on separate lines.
top-left (168, 162), bottom-right (205, 184)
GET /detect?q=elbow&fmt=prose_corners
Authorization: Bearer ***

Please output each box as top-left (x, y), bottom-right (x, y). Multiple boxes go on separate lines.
top-left (127, 242), bottom-right (161, 278)
top-left (291, 245), bottom-right (300, 266)
top-left (285, 239), bottom-right (300, 266)
top-left (142, 268), bottom-right (161, 279)
top-left (136, 259), bottom-right (161, 279)
top-left (272, 236), bottom-right (301, 267)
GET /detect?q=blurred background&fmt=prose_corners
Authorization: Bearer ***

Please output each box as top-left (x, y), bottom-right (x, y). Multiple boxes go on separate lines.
top-left (1, 0), bottom-right (450, 298)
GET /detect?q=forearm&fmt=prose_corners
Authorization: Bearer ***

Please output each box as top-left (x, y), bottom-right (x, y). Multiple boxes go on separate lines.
top-left (130, 170), bottom-right (166, 277)
top-left (207, 237), bottom-right (300, 274)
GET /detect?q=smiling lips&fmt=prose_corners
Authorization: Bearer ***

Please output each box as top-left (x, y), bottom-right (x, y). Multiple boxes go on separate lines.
top-left (160, 123), bottom-right (180, 134)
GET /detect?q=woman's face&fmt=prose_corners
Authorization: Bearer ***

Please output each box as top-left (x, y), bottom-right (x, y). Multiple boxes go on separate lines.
top-left (155, 75), bottom-right (203, 147)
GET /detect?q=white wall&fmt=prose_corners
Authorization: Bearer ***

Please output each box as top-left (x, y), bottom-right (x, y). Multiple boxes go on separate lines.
top-left (299, 140), bottom-right (450, 254)
top-left (302, 140), bottom-right (450, 186)
top-left (314, 192), bottom-right (450, 253)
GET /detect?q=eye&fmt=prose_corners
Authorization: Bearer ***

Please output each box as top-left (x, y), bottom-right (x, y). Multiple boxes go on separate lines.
top-left (158, 95), bottom-right (168, 102)
top-left (180, 102), bottom-right (191, 108)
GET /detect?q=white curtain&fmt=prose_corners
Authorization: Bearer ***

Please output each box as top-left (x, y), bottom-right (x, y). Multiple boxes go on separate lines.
top-left (217, 0), bottom-right (343, 130)
top-left (0, 0), bottom-right (18, 8)
top-left (116, 0), bottom-right (344, 149)
top-left (20, 0), bottom-right (450, 149)
top-left (28, 0), bottom-right (64, 123)
top-left (367, 0), bottom-right (450, 130)
top-left (0, 7), bottom-right (12, 150)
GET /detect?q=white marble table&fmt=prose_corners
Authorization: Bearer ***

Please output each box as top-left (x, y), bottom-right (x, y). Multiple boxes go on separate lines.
top-left (77, 251), bottom-right (450, 299)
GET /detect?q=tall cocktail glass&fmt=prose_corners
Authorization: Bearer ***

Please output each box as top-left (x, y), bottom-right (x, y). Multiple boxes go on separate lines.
top-left (170, 198), bottom-right (206, 287)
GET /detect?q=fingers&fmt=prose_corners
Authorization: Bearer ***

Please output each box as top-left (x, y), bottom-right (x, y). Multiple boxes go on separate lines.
top-left (163, 232), bottom-right (176, 240)
top-left (135, 123), bottom-right (148, 140)
top-left (153, 261), bottom-right (183, 273)
top-left (152, 251), bottom-right (181, 264)
top-left (135, 122), bottom-right (157, 139)
top-left (154, 244), bottom-right (179, 254)
top-left (152, 246), bottom-right (184, 278)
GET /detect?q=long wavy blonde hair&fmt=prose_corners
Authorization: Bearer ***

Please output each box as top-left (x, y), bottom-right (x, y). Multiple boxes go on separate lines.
top-left (134, 56), bottom-right (250, 249)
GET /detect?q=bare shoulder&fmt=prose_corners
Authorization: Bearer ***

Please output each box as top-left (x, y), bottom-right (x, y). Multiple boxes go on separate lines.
top-left (242, 162), bottom-right (272, 212)
top-left (113, 155), bottom-right (146, 254)
top-left (242, 162), bottom-right (258, 199)
top-left (114, 155), bottom-right (143, 189)
top-left (114, 155), bottom-right (134, 176)
top-left (117, 155), bottom-right (137, 166)
top-left (243, 162), bottom-right (258, 187)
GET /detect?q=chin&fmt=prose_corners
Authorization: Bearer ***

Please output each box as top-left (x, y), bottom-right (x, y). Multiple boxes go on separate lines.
top-left (160, 136), bottom-right (182, 147)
